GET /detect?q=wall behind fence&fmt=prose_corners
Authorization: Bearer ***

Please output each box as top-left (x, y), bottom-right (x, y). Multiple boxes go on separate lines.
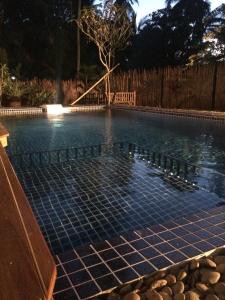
top-left (110, 62), bottom-right (225, 111)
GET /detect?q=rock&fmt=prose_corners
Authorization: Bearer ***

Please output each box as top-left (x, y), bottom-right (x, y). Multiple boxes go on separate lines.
top-left (144, 276), bottom-right (155, 287)
top-left (154, 271), bottom-right (167, 280)
top-left (135, 280), bottom-right (143, 290)
top-left (120, 285), bottom-right (133, 295)
top-left (190, 289), bottom-right (201, 296)
top-left (151, 279), bottom-right (167, 290)
top-left (200, 258), bottom-right (216, 269)
top-left (221, 273), bottom-right (225, 282)
top-left (216, 263), bottom-right (225, 274)
top-left (184, 284), bottom-right (189, 291)
top-left (185, 291), bottom-right (200, 300)
top-left (140, 286), bottom-right (148, 294)
top-left (205, 295), bottom-right (219, 300)
top-left (214, 256), bottom-right (225, 265)
top-left (201, 270), bottom-right (220, 285)
top-left (174, 294), bottom-right (185, 300)
top-left (123, 293), bottom-right (140, 300)
top-left (177, 270), bottom-right (187, 281)
top-left (165, 274), bottom-right (176, 286)
top-left (184, 264), bottom-right (189, 273)
top-left (190, 260), bottom-right (199, 270)
top-left (214, 282), bottom-right (225, 296)
top-left (108, 293), bottom-right (120, 300)
top-left (193, 270), bottom-right (200, 281)
top-left (140, 294), bottom-right (146, 300)
top-left (159, 292), bottom-right (172, 300)
top-left (195, 282), bottom-right (209, 293)
top-left (161, 287), bottom-right (172, 296)
top-left (146, 290), bottom-right (163, 300)
top-left (172, 281), bottom-right (185, 294)
top-left (187, 271), bottom-right (199, 289)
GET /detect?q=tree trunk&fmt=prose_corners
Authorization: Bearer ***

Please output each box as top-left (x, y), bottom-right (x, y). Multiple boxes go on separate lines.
top-left (107, 54), bottom-right (112, 106)
top-left (76, 0), bottom-right (82, 79)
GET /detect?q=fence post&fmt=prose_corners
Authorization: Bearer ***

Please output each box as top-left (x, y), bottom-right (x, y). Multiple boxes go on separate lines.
top-left (211, 62), bottom-right (218, 111)
top-left (160, 69), bottom-right (164, 108)
top-left (128, 77), bottom-right (131, 92)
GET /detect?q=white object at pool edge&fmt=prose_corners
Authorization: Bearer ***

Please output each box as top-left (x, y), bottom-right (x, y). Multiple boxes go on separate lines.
top-left (42, 104), bottom-right (70, 115)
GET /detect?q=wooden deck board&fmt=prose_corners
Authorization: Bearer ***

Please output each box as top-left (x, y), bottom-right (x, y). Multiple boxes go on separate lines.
top-left (0, 125), bottom-right (56, 300)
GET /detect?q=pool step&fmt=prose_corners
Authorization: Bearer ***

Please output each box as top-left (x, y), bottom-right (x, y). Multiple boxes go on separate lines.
top-left (53, 205), bottom-right (225, 300)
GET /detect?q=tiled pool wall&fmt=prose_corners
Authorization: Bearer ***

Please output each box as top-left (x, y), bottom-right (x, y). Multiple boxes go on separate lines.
top-left (112, 105), bottom-right (225, 122)
top-left (1, 105), bottom-right (225, 121)
top-left (0, 105), bottom-right (105, 116)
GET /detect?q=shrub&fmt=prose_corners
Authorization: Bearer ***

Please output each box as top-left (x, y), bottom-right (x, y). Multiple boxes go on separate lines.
top-left (23, 80), bottom-right (56, 107)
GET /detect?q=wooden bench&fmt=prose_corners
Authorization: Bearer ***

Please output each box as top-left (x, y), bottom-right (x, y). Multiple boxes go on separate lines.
top-left (110, 92), bottom-right (136, 106)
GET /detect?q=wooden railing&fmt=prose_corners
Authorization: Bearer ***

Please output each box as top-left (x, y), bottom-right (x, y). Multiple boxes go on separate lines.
top-left (111, 91), bottom-right (136, 106)
top-left (0, 125), bottom-right (56, 300)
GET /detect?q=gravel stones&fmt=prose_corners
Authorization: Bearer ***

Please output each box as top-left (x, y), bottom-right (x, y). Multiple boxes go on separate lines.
top-left (165, 274), bottom-right (176, 286)
top-left (107, 293), bottom-right (120, 300)
top-left (172, 281), bottom-right (185, 294)
top-left (201, 270), bottom-right (220, 285)
top-left (159, 292), bottom-right (172, 300)
top-left (120, 285), bottom-right (133, 295)
top-left (205, 295), bottom-right (220, 300)
top-left (185, 291), bottom-right (200, 300)
top-left (146, 290), bottom-right (163, 300)
top-left (101, 248), bottom-right (225, 300)
top-left (123, 293), bottom-right (140, 300)
top-left (214, 256), bottom-right (225, 265)
top-left (174, 294), bottom-right (185, 300)
top-left (151, 280), bottom-right (167, 290)
top-left (161, 287), bottom-right (172, 296)
top-left (190, 260), bottom-right (199, 270)
top-left (177, 270), bottom-right (187, 281)
top-left (195, 282), bottom-right (209, 293)
top-left (199, 258), bottom-right (216, 269)
top-left (216, 263), bottom-right (225, 273)
top-left (214, 282), bottom-right (225, 296)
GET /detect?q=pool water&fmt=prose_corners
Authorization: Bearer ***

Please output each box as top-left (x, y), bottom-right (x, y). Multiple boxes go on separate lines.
top-left (2, 109), bottom-right (225, 196)
top-left (2, 110), bottom-right (225, 170)
top-left (13, 153), bottom-right (221, 254)
top-left (2, 109), bottom-right (225, 254)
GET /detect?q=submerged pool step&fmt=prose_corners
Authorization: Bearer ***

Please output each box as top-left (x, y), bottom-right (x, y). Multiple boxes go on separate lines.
top-left (9, 142), bottom-right (200, 184)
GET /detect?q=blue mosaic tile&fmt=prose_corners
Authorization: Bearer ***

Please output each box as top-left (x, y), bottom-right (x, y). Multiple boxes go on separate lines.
top-left (13, 153), bottom-right (222, 255)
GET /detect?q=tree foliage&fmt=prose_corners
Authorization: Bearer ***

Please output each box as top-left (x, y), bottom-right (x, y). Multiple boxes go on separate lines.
top-left (0, 0), bottom-right (94, 79)
top-left (0, 0), bottom-right (225, 82)
top-left (129, 0), bottom-right (211, 68)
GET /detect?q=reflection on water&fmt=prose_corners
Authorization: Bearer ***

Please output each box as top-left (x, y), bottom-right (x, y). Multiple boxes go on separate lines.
top-left (2, 109), bottom-right (225, 197)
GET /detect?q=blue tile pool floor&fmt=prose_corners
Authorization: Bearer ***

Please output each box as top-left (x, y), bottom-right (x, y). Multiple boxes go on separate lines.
top-left (14, 151), bottom-right (221, 255)
top-left (53, 205), bottom-right (225, 300)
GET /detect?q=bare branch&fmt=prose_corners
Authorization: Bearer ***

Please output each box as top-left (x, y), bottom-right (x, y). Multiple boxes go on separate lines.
top-left (74, 0), bottom-right (133, 104)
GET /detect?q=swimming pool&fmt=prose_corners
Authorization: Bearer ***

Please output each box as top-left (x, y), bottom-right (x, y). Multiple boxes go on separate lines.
top-left (2, 110), bottom-right (225, 169)
top-left (2, 109), bottom-right (225, 254)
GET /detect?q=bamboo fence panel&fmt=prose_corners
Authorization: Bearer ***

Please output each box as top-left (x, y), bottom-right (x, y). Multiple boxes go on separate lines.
top-left (215, 62), bottom-right (225, 111)
top-left (111, 62), bottom-right (225, 111)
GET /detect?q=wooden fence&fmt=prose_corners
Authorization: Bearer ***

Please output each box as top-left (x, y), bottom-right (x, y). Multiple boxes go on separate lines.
top-left (110, 62), bottom-right (225, 111)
